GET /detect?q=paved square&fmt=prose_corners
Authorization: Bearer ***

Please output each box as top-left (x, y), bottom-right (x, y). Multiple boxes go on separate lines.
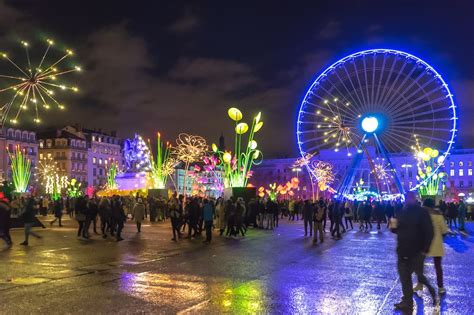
top-left (1, 217), bottom-right (473, 314)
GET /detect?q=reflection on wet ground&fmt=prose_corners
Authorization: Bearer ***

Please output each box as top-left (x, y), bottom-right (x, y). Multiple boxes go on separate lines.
top-left (0, 216), bottom-right (473, 314)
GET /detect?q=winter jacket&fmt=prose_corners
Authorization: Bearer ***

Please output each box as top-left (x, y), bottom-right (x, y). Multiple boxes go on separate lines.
top-left (203, 203), bottom-right (214, 222)
top-left (392, 204), bottom-right (434, 258)
top-left (133, 202), bottom-right (146, 223)
top-left (427, 208), bottom-right (448, 257)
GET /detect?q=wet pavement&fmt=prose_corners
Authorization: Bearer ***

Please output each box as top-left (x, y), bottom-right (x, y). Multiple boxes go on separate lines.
top-left (1, 216), bottom-right (473, 314)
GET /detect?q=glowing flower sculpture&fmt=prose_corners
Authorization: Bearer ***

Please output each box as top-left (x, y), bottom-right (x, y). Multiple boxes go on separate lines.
top-left (414, 143), bottom-right (447, 196)
top-left (172, 133), bottom-right (208, 196)
top-left (258, 178), bottom-right (299, 201)
top-left (0, 38), bottom-right (81, 127)
top-left (67, 178), bottom-right (83, 197)
top-left (212, 108), bottom-right (263, 188)
top-left (148, 132), bottom-right (177, 189)
top-left (7, 145), bottom-right (31, 193)
top-left (310, 160), bottom-right (335, 191)
top-left (36, 157), bottom-right (68, 200)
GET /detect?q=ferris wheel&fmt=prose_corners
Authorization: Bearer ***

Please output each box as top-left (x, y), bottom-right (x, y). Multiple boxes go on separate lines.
top-left (297, 49), bottom-right (457, 196)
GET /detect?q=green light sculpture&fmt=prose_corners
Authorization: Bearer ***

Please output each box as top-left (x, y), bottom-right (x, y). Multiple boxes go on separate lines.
top-left (149, 132), bottom-right (176, 189)
top-left (7, 145), bottom-right (31, 193)
top-left (106, 163), bottom-right (118, 190)
top-left (415, 146), bottom-right (447, 197)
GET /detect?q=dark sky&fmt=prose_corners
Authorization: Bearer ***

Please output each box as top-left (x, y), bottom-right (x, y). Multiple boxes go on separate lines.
top-left (1, 0), bottom-right (473, 157)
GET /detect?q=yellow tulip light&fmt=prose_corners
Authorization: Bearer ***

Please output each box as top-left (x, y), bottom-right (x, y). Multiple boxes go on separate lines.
top-left (430, 149), bottom-right (439, 158)
top-left (423, 147), bottom-right (433, 156)
top-left (253, 150), bottom-right (261, 159)
top-left (212, 143), bottom-right (218, 153)
top-left (235, 122), bottom-right (249, 134)
top-left (249, 140), bottom-right (258, 150)
top-left (254, 121), bottom-right (264, 133)
top-left (223, 151), bottom-right (232, 163)
top-left (228, 107), bottom-right (243, 121)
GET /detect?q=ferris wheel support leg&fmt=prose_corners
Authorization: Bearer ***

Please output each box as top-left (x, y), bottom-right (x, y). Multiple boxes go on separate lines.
top-left (373, 133), bottom-right (405, 195)
top-left (337, 134), bottom-right (367, 198)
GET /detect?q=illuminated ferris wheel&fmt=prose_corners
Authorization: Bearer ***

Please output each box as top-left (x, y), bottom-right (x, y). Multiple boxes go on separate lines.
top-left (297, 49), bottom-right (457, 196)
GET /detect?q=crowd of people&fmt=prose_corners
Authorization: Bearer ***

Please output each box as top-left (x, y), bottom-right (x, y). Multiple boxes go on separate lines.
top-left (0, 192), bottom-right (472, 248)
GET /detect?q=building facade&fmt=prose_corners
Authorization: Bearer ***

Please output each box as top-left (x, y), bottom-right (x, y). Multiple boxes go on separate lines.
top-left (82, 128), bottom-right (122, 187)
top-left (37, 127), bottom-right (88, 185)
top-left (0, 127), bottom-right (38, 184)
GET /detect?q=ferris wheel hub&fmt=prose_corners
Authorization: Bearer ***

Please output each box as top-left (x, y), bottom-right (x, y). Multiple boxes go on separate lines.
top-left (361, 116), bottom-right (379, 133)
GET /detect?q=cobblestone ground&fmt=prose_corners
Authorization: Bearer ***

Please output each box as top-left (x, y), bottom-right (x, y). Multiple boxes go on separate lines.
top-left (0, 216), bottom-right (473, 314)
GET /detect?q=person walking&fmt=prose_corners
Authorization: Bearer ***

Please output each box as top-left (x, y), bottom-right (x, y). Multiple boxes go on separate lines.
top-left (303, 200), bottom-right (313, 237)
top-left (133, 198), bottom-right (146, 233)
top-left (391, 192), bottom-right (436, 312)
top-left (50, 199), bottom-right (63, 227)
top-left (20, 198), bottom-right (42, 246)
top-left (216, 198), bottom-right (226, 236)
top-left (0, 193), bottom-right (13, 248)
top-left (75, 196), bottom-right (88, 239)
top-left (414, 198), bottom-right (449, 296)
top-left (169, 195), bottom-right (182, 241)
top-left (331, 200), bottom-right (342, 239)
top-left (98, 197), bottom-right (112, 238)
top-left (313, 202), bottom-right (324, 244)
top-left (202, 199), bottom-right (214, 244)
top-left (447, 202), bottom-right (457, 229)
top-left (343, 200), bottom-right (354, 230)
top-left (112, 196), bottom-right (126, 241)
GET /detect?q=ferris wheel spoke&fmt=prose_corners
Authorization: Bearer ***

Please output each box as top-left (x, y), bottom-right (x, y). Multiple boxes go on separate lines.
top-left (376, 55), bottom-right (399, 106)
top-left (384, 64), bottom-right (425, 112)
top-left (396, 129), bottom-right (448, 144)
top-left (386, 75), bottom-right (439, 114)
top-left (339, 63), bottom-right (366, 110)
top-left (388, 85), bottom-right (445, 119)
top-left (373, 53), bottom-right (388, 109)
top-left (370, 54), bottom-right (377, 110)
top-left (378, 60), bottom-right (408, 110)
top-left (392, 117), bottom-right (452, 125)
top-left (362, 57), bottom-right (371, 109)
top-left (350, 60), bottom-right (370, 112)
top-left (333, 71), bottom-right (365, 112)
top-left (392, 100), bottom-right (449, 121)
top-left (381, 62), bottom-right (418, 112)
top-left (324, 76), bottom-right (363, 118)
top-left (383, 131), bottom-right (415, 152)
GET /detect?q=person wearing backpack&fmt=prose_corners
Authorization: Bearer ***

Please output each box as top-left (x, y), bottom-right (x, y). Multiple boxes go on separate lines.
top-left (313, 202), bottom-right (325, 244)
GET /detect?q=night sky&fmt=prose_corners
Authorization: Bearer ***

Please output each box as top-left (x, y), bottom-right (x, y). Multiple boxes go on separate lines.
top-left (1, 0), bottom-right (473, 157)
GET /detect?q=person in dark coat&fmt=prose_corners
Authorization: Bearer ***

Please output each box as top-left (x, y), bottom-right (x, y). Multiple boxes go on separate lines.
top-left (112, 196), bottom-right (126, 241)
top-left (98, 197), bottom-right (112, 238)
top-left (75, 196), bottom-right (88, 239)
top-left (20, 197), bottom-right (42, 246)
top-left (0, 193), bottom-right (12, 248)
top-left (303, 200), bottom-right (313, 237)
top-left (391, 192), bottom-right (436, 311)
top-left (50, 199), bottom-right (63, 227)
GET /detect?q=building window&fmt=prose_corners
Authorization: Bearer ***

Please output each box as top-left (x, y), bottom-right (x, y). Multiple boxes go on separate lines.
top-left (92, 136), bottom-right (95, 141)
top-left (450, 169), bottom-right (455, 176)
top-left (47, 153), bottom-right (52, 158)
top-left (39, 153), bottom-right (44, 160)
top-left (39, 141), bottom-right (44, 148)
top-left (99, 169), bottom-right (103, 176)
top-left (469, 161), bottom-right (473, 167)
top-left (99, 158), bottom-right (102, 165)
top-left (459, 161), bottom-right (464, 167)
top-left (469, 169), bottom-right (473, 176)
top-left (469, 181), bottom-right (473, 187)
top-left (93, 168), bottom-right (97, 176)
top-left (450, 162), bottom-right (454, 167)
top-left (460, 181), bottom-right (464, 188)
top-left (104, 159), bottom-right (108, 165)
top-left (93, 157), bottom-right (97, 164)
top-left (459, 169), bottom-right (464, 176)
top-left (62, 162), bottom-right (65, 170)
top-left (61, 152), bottom-right (65, 157)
